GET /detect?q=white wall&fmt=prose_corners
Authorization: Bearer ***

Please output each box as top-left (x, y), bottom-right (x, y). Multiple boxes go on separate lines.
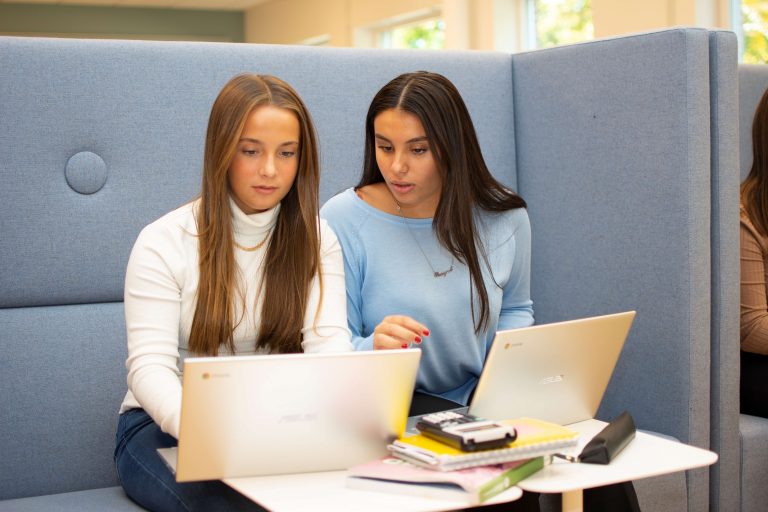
top-left (244, 0), bottom-right (347, 46)
top-left (592, 0), bottom-right (731, 39)
top-left (244, 0), bottom-right (733, 49)
top-left (244, 0), bottom-right (440, 46)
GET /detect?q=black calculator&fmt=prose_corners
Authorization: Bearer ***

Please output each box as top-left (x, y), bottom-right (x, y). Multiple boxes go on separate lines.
top-left (415, 411), bottom-right (517, 452)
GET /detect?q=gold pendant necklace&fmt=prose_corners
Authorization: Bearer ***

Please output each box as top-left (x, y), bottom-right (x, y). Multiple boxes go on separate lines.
top-left (394, 201), bottom-right (454, 278)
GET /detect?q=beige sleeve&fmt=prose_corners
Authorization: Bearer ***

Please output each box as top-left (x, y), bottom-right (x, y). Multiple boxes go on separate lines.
top-left (741, 221), bottom-right (768, 355)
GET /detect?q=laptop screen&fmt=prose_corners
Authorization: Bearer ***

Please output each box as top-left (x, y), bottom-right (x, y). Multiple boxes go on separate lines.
top-left (469, 311), bottom-right (635, 425)
top-left (175, 348), bottom-right (421, 481)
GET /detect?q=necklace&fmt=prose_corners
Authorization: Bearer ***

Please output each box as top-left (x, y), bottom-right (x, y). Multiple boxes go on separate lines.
top-left (394, 200), bottom-right (454, 278)
top-left (233, 235), bottom-right (269, 252)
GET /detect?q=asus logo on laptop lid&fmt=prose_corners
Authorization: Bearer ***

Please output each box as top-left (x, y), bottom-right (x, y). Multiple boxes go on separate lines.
top-left (540, 374), bottom-right (564, 385)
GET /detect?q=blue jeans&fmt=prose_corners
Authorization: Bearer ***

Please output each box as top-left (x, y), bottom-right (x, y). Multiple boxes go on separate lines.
top-left (114, 408), bottom-right (266, 512)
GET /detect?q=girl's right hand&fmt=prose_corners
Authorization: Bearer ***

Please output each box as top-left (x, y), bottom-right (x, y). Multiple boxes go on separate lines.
top-left (373, 315), bottom-right (429, 350)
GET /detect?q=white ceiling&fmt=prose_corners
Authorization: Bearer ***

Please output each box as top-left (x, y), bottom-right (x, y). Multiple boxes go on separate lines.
top-left (0, 0), bottom-right (271, 10)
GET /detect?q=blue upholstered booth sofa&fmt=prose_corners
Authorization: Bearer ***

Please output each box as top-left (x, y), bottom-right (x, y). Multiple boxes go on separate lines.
top-left (0, 29), bottom-right (742, 511)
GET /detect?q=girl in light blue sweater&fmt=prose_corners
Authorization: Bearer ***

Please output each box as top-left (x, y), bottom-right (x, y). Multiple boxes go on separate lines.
top-left (321, 71), bottom-right (534, 415)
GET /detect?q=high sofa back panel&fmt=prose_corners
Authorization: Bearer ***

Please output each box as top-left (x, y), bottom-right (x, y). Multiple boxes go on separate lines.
top-left (0, 37), bottom-right (517, 311)
top-left (708, 30), bottom-right (740, 512)
top-left (513, 28), bottom-right (712, 512)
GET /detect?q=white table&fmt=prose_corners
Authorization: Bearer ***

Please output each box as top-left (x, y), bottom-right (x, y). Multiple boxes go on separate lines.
top-left (161, 417), bottom-right (717, 512)
top-left (223, 470), bottom-right (522, 511)
top-left (517, 419), bottom-right (718, 512)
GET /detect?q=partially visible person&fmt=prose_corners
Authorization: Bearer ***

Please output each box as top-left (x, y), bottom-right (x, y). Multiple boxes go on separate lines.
top-left (114, 73), bottom-right (351, 511)
top-left (741, 86), bottom-right (768, 419)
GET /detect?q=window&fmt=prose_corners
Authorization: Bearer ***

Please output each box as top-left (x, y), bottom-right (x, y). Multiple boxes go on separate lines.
top-left (529, 0), bottom-right (593, 49)
top-left (379, 17), bottom-right (445, 50)
top-left (737, 0), bottom-right (768, 63)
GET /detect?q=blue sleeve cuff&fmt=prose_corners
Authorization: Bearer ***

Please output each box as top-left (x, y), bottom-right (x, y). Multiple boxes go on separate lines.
top-left (352, 333), bottom-right (375, 351)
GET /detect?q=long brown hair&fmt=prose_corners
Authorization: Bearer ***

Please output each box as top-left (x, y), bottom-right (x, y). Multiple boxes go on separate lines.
top-left (743, 87), bottom-right (768, 237)
top-left (357, 71), bottom-right (527, 332)
top-left (189, 73), bottom-right (321, 356)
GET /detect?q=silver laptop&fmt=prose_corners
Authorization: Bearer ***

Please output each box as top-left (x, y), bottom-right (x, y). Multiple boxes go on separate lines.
top-left (174, 348), bottom-right (421, 482)
top-left (469, 311), bottom-right (635, 425)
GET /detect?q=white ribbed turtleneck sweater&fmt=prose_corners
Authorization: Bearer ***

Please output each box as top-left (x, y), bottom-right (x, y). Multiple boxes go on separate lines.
top-left (119, 198), bottom-right (352, 439)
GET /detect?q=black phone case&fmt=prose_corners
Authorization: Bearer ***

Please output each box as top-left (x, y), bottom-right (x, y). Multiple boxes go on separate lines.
top-left (578, 410), bottom-right (636, 464)
top-left (415, 419), bottom-right (517, 452)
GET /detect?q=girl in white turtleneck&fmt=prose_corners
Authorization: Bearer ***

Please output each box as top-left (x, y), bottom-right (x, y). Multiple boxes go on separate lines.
top-left (114, 74), bottom-right (351, 512)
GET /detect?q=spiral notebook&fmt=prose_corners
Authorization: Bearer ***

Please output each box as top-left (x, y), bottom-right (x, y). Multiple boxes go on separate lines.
top-left (389, 417), bottom-right (578, 471)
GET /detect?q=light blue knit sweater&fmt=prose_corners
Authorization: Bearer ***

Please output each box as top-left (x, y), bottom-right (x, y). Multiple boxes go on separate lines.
top-left (321, 188), bottom-right (534, 405)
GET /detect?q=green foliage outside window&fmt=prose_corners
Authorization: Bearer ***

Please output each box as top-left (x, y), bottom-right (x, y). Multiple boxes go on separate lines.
top-left (534, 0), bottom-right (593, 49)
top-left (388, 18), bottom-right (445, 50)
top-left (742, 0), bottom-right (768, 64)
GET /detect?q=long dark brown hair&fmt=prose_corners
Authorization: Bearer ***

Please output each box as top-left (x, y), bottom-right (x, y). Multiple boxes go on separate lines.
top-left (189, 73), bottom-right (321, 356)
top-left (743, 87), bottom-right (768, 237)
top-left (357, 71), bottom-right (527, 332)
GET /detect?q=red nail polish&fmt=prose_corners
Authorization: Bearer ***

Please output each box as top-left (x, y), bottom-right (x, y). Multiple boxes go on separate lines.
top-left (401, 343), bottom-right (408, 349)
top-left (414, 336), bottom-right (421, 343)
top-left (423, 330), bottom-right (430, 336)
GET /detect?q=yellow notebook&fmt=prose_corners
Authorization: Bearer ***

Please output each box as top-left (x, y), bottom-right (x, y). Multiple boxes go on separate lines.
top-left (389, 418), bottom-right (579, 471)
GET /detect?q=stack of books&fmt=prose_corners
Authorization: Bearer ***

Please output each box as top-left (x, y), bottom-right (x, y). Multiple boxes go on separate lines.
top-left (390, 417), bottom-right (579, 471)
top-left (346, 417), bottom-right (579, 505)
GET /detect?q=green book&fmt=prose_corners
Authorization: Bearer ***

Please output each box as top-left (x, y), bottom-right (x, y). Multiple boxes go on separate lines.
top-left (346, 456), bottom-right (544, 505)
